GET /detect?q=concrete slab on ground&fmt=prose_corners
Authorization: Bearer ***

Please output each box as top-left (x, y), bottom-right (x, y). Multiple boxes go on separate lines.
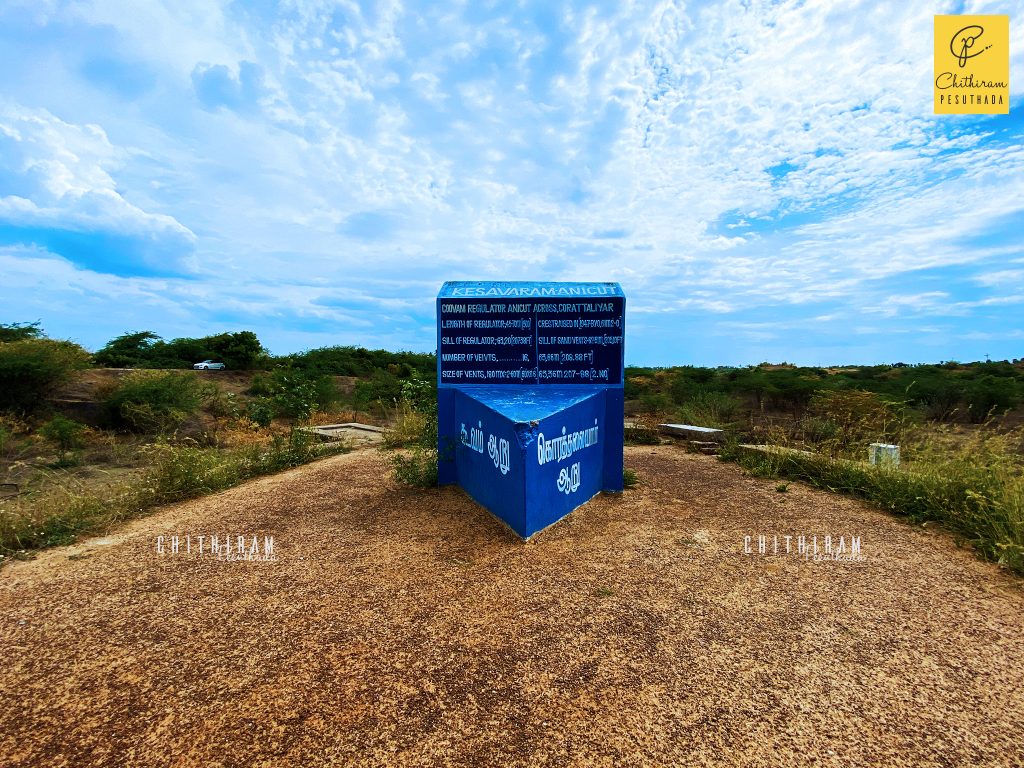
top-left (300, 422), bottom-right (385, 447)
top-left (659, 423), bottom-right (726, 442)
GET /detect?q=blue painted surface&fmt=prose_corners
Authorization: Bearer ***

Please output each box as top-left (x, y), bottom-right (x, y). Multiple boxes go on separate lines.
top-left (438, 281), bottom-right (625, 298)
top-left (452, 389), bottom-right (528, 535)
top-left (524, 390), bottom-right (606, 534)
top-left (437, 283), bottom-right (625, 386)
top-left (453, 388), bottom-right (606, 538)
top-left (601, 388), bottom-right (625, 493)
top-left (461, 386), bottom-right (600, 421)
top-left (437, 281), bottom-right (625, 537)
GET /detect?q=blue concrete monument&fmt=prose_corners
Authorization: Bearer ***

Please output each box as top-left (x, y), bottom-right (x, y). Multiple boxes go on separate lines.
top-left (437, 281), bottom-right (625, 538)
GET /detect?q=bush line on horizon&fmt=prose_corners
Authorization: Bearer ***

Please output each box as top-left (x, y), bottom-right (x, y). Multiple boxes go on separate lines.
top-left (3, 321), bottom-right (1021, 426)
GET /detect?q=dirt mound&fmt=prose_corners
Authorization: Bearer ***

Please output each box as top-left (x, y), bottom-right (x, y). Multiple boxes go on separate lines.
top-left (53, 368), bottom-right (265, 402)
top-left (2, 447), bottom-right (1022, 766)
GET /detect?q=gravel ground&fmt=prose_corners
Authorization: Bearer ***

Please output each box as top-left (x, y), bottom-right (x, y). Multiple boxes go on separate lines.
top-left (2, 446), bottom-right (1023, 767)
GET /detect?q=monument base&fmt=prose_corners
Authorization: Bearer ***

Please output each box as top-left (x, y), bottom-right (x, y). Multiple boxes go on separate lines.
top-left (451, 387), bottom-right (607, 538)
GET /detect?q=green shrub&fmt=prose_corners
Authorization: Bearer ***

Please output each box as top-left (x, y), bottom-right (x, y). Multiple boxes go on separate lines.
top-left (145, 429), bottom-right (326, 503)
top-left (390, 447), bottom-right (438, 488)
top-left (354, 369), bottom-right (404, 412)
top-left (247, 372), bottom-right (277, 397)
top-left (383, 374), bottom-right (438, 487)
top-left (39, 415), bottom-right (86, 457)
top-left (102, 372), bottom-right (212, 433)
top-left (244, 368), bottom-right (338, 420)
top-left (246, 397), bottom-right (276, 427)
top-left (638, 391), bottom-right (674, 415)
top-left (676, 388), bottom-right (742, 427)
top-left (0, 338), bottom-right (92, 413)
top-left (623, 468), bottom-right (639, 489)
top-left (271, 374), bottom-right (320, 420)
top-left (272, 370), bottom-right (338, 420)
top-left (965, 375), bottom-right (1018, 422)
top-left (399, 375), bottom-right (437, 415)
top-left (278, 345), bottom-right (434, 377)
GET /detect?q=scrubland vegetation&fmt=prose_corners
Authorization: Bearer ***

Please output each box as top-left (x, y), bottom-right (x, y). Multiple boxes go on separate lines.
top-left (625, 360), bottom-right (1022, 425)
top-left (2, 320), bottom-right (1022, 574)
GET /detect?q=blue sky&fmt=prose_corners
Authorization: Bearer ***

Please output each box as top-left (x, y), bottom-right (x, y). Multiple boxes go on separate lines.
top-left (0, 0), bottom-right (1022, 366)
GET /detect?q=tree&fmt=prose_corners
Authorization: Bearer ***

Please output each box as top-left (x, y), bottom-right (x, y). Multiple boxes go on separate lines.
top-left (94, 331), bottom-right (162, 368)
top-left (0, 321), bottom-right (43, 342)
top-left (806, 389), bottom-right (898, 457)
top-left (94, 329), bottom-right (268, 369)
top-left (965, 375), bottom-right (1019, 422)
top-left (728, 368), bottom-right (777, 413)
top-left (148, 337), bottom-right (209, 368)
top-left (205, 331), bottom-right (266, 370)
top-left (0, 339), bottom-right (92, 413)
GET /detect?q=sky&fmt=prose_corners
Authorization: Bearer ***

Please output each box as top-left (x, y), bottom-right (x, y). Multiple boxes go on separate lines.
top-left (0, 0), bottom-right (1022, 366)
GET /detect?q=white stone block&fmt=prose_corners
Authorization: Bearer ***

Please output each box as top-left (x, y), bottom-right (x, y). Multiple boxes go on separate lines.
top-left (868, 443), bottom-right (900, 467)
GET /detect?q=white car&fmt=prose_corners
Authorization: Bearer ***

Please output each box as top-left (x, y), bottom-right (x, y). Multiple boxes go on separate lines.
top-left (193, 360), bottom-right (226, 370)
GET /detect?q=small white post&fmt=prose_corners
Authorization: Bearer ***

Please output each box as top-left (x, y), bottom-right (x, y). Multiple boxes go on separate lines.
top-left (868, 443), bottom-right (900, 467)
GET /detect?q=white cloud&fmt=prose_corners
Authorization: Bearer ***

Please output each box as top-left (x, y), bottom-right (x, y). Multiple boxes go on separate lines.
top-left (62, 0), bottom-right (247, 76)
top-left (1, 0), bottom-right (1022, 361)
top-left (0, 103), bottom-right (196, 270)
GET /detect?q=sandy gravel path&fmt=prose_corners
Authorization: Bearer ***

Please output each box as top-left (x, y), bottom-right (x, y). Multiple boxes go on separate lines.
top-left (2, 446), bottom-right (1023, 767)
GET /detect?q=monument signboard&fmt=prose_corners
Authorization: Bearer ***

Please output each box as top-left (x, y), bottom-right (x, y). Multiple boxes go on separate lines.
top-left (437, 281), bottom-right (625, 538)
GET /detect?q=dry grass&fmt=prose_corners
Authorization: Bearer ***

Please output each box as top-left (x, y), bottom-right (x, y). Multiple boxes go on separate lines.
top-left (0, 429), bottom-right (346, 558)
top-left (382, 399), bottom-right (431, 449)
top-left (728, 423), bottom-right (1024, 573)
top-left (304, 408), bottom-right (376, 426)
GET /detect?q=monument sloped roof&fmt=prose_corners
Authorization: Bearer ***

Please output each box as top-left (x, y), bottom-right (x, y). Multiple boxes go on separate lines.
top-left (458, 386), bottom-right (602, 423)
top-left (438, 281), bottom-right (624, 298)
